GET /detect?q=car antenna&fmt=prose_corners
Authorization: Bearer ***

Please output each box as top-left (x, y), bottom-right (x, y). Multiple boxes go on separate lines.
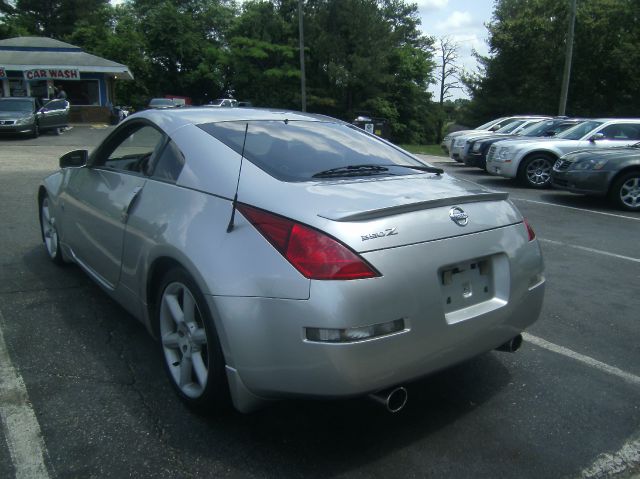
top-left (226, 123), bottom-right (249, 233)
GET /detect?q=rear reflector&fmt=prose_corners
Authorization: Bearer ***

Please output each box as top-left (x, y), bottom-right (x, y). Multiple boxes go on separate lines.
top-left (237, 204), bottom-right (380, 280)
top-left (306, 319), bottom-right (405, 343)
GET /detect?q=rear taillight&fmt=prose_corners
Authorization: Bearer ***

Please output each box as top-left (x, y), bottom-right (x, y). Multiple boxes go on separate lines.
top-left (524, 218), bottom-right (536, 241)
top-left (237, 204), bottom-right (380, 280)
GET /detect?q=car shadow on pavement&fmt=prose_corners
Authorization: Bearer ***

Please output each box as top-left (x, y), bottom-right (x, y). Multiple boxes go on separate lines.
top-left (14, 245), bottom-right (515, 478)
top-left (538, 192), bottom-right (629, 213)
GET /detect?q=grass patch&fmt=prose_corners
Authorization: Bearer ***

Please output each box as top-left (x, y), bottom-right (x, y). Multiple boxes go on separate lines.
top-left (399, 144), bottom-right (447, 156)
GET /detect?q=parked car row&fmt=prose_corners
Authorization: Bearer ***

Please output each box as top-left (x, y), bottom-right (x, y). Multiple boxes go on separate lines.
top-left (450, 116), bottom-right (640, 211)
top-left (448, 116), bottom-right (550, 161)
top-left (440, 115), bottom-right (547, 156)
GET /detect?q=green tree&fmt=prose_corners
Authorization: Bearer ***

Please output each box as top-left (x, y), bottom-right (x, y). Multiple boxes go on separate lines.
top-left (463, 0), bottom-right (640, 124)
top-left (223, 0), bottom-right (300, 107)
top-left (305, 0), bottom-right (435, 142)
top-left (129, 0), bottom-right (235, 103)
top-left (7, 0), bottom-right (110, 38)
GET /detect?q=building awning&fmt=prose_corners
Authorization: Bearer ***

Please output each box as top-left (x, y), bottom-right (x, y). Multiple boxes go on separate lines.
top-left (0, 37), bottom-right (133, 80)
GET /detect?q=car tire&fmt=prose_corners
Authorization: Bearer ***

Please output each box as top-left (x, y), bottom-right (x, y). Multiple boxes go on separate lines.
top-left (609, 171), bottom-right (640, 211)
top-left (155, 268), bottom-right (230, 411)
top-left (519, 153), bottom-right (554, 188)
top-left (39, 194), bottom-right (64, 265)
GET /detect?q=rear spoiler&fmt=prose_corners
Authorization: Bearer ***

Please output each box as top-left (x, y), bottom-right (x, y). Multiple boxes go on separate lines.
top-left (318, 192), bottom-right (509, 222)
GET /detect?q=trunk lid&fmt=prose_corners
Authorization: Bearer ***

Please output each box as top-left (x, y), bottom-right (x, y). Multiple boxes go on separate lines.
top-left (241, 168), bottom-right (523, 253)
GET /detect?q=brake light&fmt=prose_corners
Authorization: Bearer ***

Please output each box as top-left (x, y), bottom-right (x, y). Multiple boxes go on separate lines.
top-left (524, 218), bottom-right (536, 241)
top-left (237, 204), bottom-right (380, 280)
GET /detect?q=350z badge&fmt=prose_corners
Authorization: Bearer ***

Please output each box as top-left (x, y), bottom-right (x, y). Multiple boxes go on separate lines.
top-left (361, 227), bottom-right (398, 241)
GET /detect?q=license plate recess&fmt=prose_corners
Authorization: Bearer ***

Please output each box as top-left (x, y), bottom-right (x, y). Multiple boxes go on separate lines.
top-left (439, 254), bottom-right (507, 320)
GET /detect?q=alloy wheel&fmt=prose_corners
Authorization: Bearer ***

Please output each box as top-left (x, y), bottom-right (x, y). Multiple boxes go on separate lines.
top-left (159, 282), bottom-right (209, 399)
top-left (41, 197), bottom-right (59, 259)
top-left (526, 158), bottom-right (551, 186)
top-left (619, 176), bottom-right (640, 209)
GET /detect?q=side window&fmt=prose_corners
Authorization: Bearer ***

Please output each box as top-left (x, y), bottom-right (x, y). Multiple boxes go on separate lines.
top-left (96, 125), bottom-right (164, 174)
top-left (150, 140), bottom-right (185, 182)
top-left (44, 100), bottom-right (67, 111)
top-left (599, 124), bottom-right (640, 140)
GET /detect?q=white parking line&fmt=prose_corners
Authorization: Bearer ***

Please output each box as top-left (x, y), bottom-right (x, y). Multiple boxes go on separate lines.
top-left (538, 238), bottom-right (640, 263)
top-left (581, 436), bottom-right (640, 478)
top-left (525, 333), bottom-right (640, 477)
top-left (0, 310), bottom-right (50, 479)
top-left (512, 198), bottom-right (640, 222)
top-left (523, 333), bottom-right (640, 387)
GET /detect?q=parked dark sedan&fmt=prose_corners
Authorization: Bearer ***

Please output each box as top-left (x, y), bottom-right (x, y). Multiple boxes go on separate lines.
top-left (551, 143), bottom-right (640, 211)
top-left (0, 97), bottom-right (70, 137)
top-left (464, 119), bottom-right (583, 170)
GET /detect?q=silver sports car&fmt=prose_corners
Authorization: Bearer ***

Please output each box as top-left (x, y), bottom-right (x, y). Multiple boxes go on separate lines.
top-left (38, 108), bottom-right (545, 413)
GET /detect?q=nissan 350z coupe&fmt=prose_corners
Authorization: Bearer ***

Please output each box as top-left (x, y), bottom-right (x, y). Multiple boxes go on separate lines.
top-left (38, 108), bottom-right (545, 413)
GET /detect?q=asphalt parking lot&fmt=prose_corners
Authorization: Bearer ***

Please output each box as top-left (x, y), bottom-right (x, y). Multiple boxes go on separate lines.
top-left (0, 128), bottom-right (638, 479)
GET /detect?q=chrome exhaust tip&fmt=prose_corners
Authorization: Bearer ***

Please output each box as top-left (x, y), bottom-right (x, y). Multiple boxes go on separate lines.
top-left (368, 386), bottom-right (408, 413)
top-left (496, 334), bottom-right (523, 353)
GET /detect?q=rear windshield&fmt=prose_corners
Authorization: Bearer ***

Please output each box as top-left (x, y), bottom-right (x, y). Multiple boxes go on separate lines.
top-left (0, 100), bottom-right (34, 112)
top-left (149, 98), bottom-right (174, 107)
top-left (198, 120), bottom-right (425, 182)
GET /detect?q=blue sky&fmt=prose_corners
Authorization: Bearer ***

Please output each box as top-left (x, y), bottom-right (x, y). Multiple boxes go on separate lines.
top-left (415, 0), bottom-right (495, 99)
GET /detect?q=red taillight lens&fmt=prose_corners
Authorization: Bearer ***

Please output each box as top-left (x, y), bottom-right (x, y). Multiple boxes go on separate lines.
top-left (237, 204), bottom-right (380, 280)
top-left (524, 218), bottom-right (536, 241)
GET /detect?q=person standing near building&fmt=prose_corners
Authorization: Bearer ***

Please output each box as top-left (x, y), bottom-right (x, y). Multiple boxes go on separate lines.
top-left (55, 85), bottom-right (67, 99)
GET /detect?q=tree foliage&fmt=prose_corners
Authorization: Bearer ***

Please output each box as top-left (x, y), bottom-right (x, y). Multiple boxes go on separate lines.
top-left (1, 0), bottom-right (438, 142)
top-left (462, 0), bottom-right (640, 125)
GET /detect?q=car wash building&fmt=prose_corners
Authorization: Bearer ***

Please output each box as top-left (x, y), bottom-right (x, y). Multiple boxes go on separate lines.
top-left (0, 36), bottom-right (133, 122)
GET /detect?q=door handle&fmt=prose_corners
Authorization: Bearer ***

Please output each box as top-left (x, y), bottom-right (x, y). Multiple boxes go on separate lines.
top-left (121, 186), bottom-right (144, 223)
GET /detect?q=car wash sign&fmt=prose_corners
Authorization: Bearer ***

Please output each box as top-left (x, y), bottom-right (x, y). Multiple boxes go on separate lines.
top-left (23, 68), bottom-right (80, 81)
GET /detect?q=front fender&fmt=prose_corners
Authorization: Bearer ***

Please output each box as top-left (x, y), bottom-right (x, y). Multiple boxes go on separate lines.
top-left (38, 170), bottom-right (65, 239)
top-left (514, 146), bottom-right (562, 165)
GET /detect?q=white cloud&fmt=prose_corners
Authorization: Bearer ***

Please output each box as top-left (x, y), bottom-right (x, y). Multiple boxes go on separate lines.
top-left (416, 0), bottom-right (450, 11)
top-left (436, 11), bottom-right (473, 31)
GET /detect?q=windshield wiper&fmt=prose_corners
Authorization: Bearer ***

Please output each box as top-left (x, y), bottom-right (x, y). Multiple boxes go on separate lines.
top-left (312, 163), bottom-right (444, 179)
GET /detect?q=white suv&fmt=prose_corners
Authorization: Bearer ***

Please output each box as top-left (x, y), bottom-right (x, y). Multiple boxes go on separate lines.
top-left (485, 119), bottom-right (640, 188)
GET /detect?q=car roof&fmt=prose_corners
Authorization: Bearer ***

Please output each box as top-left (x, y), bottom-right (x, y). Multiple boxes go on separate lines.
top-left (130, 107), bottom-right (341, 133)
top-left (592, 118), bottom-right (640, 122)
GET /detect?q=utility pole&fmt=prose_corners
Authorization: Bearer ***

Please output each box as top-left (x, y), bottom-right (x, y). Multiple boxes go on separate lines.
top-left (558, 0), bottom-right (577, 116)
top-left (298, 0), bottom-right (307, 112)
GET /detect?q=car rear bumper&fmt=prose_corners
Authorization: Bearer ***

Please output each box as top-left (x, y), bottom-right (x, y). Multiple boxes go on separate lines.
top-left (551, 170), bottom-right (611, 196)
top-left (210, 223), bottom-right (545, 401)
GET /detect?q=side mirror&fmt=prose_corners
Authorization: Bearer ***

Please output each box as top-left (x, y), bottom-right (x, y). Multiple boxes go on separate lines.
top-left (60, 150), bottom-right (88, 168)
top-left (589, 132), bottom-right (605, 142)
top-left (489, 124), bottom-right (501, 131)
